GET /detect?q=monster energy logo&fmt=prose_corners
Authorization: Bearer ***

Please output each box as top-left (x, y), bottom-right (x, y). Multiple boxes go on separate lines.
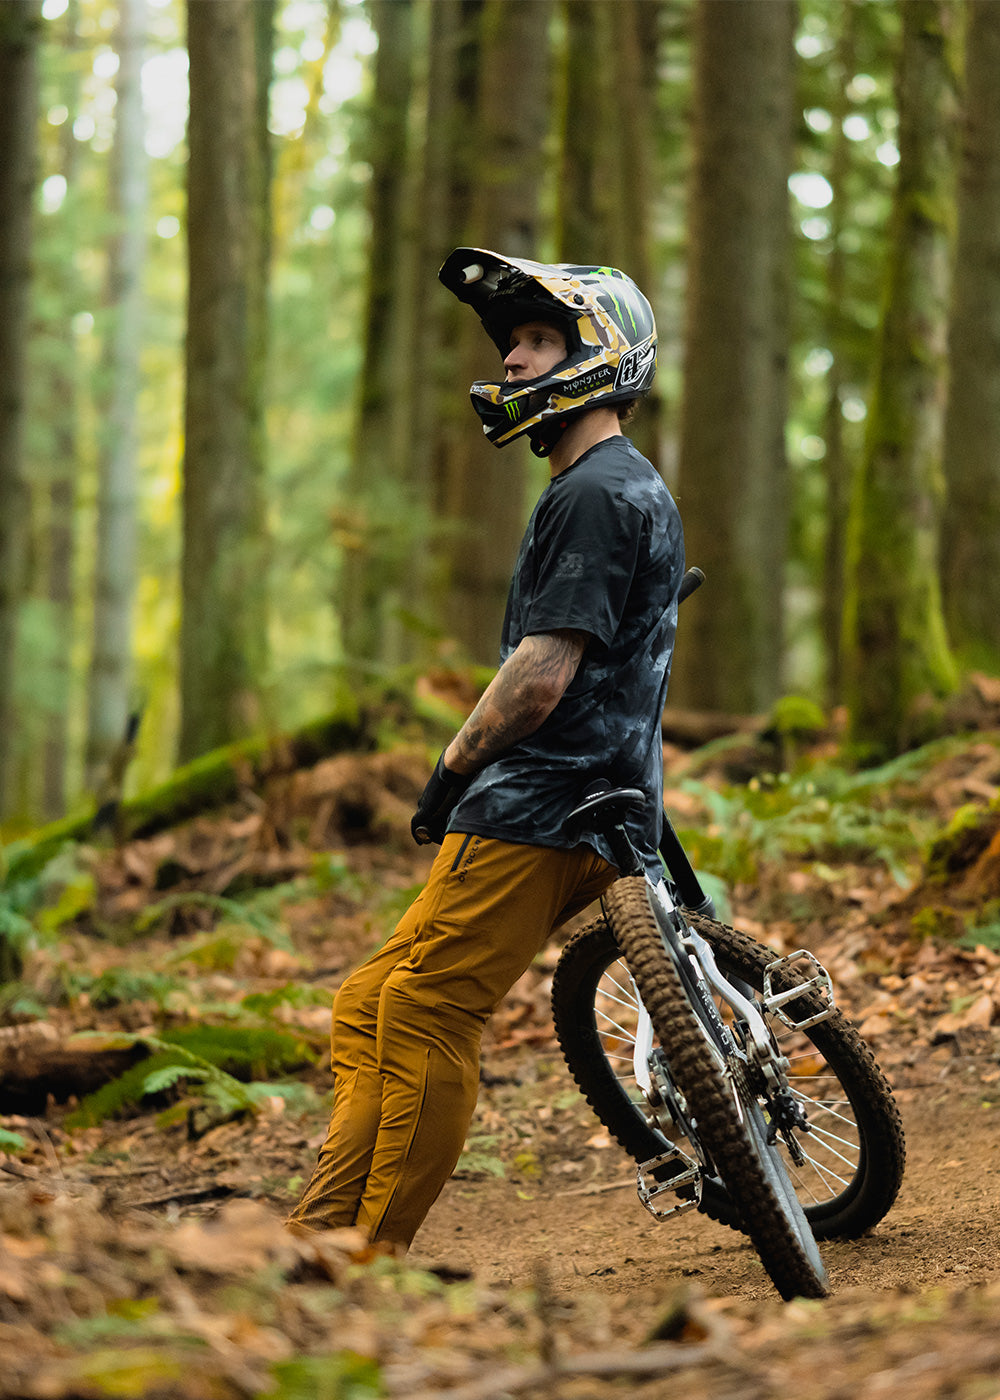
top-left (504, 400), bottom-right (521, 422)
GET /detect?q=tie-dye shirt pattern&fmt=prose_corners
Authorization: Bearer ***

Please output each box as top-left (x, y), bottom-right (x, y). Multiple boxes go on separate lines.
top-left (448, 435), bottom-right (684, 872)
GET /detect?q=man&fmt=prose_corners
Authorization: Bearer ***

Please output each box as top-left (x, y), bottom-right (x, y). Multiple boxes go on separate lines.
top-left (287, 249), bottom-right (684, 1250)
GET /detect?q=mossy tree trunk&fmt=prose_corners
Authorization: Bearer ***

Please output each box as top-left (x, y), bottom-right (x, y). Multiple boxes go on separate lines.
top-left (180, 0), bottom-right (272, 763)
top-left (410, 0), bottom-right (551, 666)
top-left (403, 0), bottom-right (483, 660)
top-left (340, 0), bottom-right (421, 676)
top-left (439, 0), bottom-right (553, 663)
top-left (0, 0), bottom-right (41, 824)
top-left (35, 0), bottom-right (83, 822)
top-left (556, 0), bottom-right (663, 469)
top-left (843, 0), bottom-right (958, 759)
top-left (85, 0), bottom-right (147, 799)
top-left (940, 0), bottom-right (1000, 674)
top-left (819, 2), bottom-right (857, 711)
top-left (669, 0), bottom-right (795, 713)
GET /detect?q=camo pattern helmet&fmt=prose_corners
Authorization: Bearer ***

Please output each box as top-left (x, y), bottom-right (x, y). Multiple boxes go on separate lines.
top-left (438, 247), bottom-right (657, 452)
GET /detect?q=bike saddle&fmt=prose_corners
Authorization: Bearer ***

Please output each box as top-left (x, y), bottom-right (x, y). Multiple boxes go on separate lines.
top-left (564, 783), bottom-right (647, 843)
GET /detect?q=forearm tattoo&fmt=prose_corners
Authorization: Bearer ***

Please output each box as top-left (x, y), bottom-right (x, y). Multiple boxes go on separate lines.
top-left (447, 630), bottom-right (587, 772)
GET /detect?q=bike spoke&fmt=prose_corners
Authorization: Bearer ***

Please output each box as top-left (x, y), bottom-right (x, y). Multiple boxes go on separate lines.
top-left (792, 1093), bottom-right (860, 1133)
top-left (797, 1143), bottom-right (855, 1187)
top-left (595, 1009), bottom-right (640, 1042)
top-left (786, 1150), bottom-right (851, 1198)
top-left (799, 1124), bottom-right (861, 1166)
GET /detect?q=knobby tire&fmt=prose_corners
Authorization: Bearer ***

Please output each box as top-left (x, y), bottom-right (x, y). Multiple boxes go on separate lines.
top-left (596, 878), bottom-right (829, 1300)
top-left (552, 911), bottom-right (904, 1239)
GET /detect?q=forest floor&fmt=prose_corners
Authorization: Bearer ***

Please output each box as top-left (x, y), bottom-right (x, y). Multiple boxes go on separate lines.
top-left (3, 728), bottom-right (1000, 1398)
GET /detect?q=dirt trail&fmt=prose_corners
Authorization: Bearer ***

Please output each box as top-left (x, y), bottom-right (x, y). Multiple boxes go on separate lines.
top-left (414, 1059), bottom-right (1000, 1301)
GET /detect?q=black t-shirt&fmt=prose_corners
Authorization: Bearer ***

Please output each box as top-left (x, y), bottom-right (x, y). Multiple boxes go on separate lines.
top-left (448, 435), bottom-right (684, 871)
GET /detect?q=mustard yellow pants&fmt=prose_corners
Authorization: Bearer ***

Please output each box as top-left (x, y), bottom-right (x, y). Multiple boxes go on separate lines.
top-left (286, 832), bottom-right (615, 1248)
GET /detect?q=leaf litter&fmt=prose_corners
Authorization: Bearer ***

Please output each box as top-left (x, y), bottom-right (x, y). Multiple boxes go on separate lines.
top-left (2, 737), bottom-right (1000, 1395)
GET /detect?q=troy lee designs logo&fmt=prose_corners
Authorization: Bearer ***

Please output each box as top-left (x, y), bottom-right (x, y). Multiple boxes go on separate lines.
top-left (615, 336), bottom-right (655, 392)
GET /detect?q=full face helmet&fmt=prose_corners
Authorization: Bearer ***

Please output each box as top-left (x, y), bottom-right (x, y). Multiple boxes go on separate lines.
top-left (439, 247), bottom-right (657, 457)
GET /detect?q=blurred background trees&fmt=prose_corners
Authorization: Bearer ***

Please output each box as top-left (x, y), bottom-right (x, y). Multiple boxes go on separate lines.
top-left (1, 0), bottom-right (998, 832)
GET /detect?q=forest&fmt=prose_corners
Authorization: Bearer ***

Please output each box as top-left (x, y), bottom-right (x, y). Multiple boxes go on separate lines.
top-left (1, 0), bottom-right (999, 833)
top-left (3, 1), bottom-right (1000, 1396)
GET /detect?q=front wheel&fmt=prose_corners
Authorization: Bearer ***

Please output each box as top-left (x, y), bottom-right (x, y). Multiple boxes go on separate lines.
top-left (552, 909), bottom-right (904, 1240)
top-left (599, 878), bottom-right (828, 1301)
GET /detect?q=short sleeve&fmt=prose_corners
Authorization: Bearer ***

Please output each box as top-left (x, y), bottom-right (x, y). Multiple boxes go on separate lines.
top-left (521, 471), bottom-right (643, 647)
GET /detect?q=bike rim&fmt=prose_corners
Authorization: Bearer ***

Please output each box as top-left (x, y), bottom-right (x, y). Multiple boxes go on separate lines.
top-left (589, 951), bottom-right (865, 1218)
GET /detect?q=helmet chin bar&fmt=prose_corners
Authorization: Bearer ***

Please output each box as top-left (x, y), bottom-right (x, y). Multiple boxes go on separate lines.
top-left (528, 417), bottom-right (571, 459)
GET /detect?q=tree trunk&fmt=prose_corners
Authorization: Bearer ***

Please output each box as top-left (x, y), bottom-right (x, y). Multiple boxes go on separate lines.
top-left (819, 1), bottom-right (858, 710)
top-left (408, 0), bottom-right (483, 654)
top-left (29, 0), bottom-right (83, 822)
top-left (557, 0), bottom-right (614, 264)
top-left (940, 0), bottom-right (1000, 672)
top-left (843, 0), bottom-right (958, 758)
top-left (556, 0), bottom-right (663, 468)
top-left (180, 0), bottom-right (271, 762)
top-left (0, 1), bottom-right (41, 823)
top-left (669, 0), bottom-right (795, 714)
top-left (438, 0), bottom-right (553, 663)
top-left (85, 0), bottom-right (148, 798)
top-left (340, 0), bottom-right (418, 673)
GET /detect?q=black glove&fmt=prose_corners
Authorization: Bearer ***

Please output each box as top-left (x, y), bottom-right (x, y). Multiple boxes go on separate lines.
top-left (411, 751), bottom-right (473, 845)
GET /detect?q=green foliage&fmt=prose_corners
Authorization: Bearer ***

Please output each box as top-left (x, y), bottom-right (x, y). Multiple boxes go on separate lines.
top-left (677, 742), bottom-right (960, 887)
top-left (262, 1352), bottom-right (384, 1400)
top-left (59, 1346), bottom-right (193, 1397)
top-left (916, 898), bottom-right (1000, 953)
top-left (64, 965), bottom-right (178, 1011)
top-left (0, 841), bottom-right (95, 982)
top-left (0, 1127), bottom-right (28, 1154)
top-left (138, 890), bottom-right (293, 948)
top-left (241, 982), bottom-right (331, 1017)
top-left (54, 1298), bottom-right (161, 1347)
top-left (959, 909), bottom-right (1000, 953)
top-left (0, 981), bottom-right (47, 1022)
top-left (768, 695), bottom-right (827, 738)
top-left (159, 1024), bottom-right (318, 1077)
top-left (66, 1028), bottom-right (316, 1129)
top-left (910, 906), bottom-right (961, 943)
top-left (924, 800), bottom-right (1000, 882)
top-left (455, 1134), bottom-right (505, 1180)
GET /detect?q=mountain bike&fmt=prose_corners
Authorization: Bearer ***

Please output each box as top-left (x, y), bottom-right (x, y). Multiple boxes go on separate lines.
top-left (551, 572), bottom-right (905, 1300)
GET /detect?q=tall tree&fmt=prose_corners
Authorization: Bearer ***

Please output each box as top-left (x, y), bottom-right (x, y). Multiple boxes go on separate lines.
top-left (0, 0), bottom-right (41, 824)
top-left (404, 0), bottom-right (483, 661)
top-left (669, 0), bottom-right (796, 714)
top-left (556, 0), bottom-right (663, 468)
top-left (438, 0), bottom-right (553, 661)
top-left (179, 0), bottom-right (272, 762)
top-left (340, 0), bottom-right (418, 672)
top-left (85, 0), bottom-right (148, 798)
top-left (32, 0), bottom-right (84, 820)
top-left (843, 0), bottom-right (957, 757)
top-left (940, 0), bottom-right (1000, 673)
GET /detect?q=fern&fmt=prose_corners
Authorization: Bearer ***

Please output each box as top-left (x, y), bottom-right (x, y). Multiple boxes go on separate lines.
top-left (63, 966), bottom-right (179, 1011)
top-left (677, 752), bottom-right (941, 887)
top-left (68, 1036), bottom-right (262, 1128)
top-left (141, 1063), bottom-right (212, 1096)
top-left (159, 1024), bottom-right (318, 1077)
top-left (136, 891), bottom-right (292, 949)
top-left (67, 1026), bottom-right (320, 1128)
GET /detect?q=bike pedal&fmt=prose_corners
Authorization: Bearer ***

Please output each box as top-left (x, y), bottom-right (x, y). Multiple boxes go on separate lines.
top-left (762, 950), bottom-right (836, 1031)
top-left (636, 1149), bottom-right (702, 1220)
